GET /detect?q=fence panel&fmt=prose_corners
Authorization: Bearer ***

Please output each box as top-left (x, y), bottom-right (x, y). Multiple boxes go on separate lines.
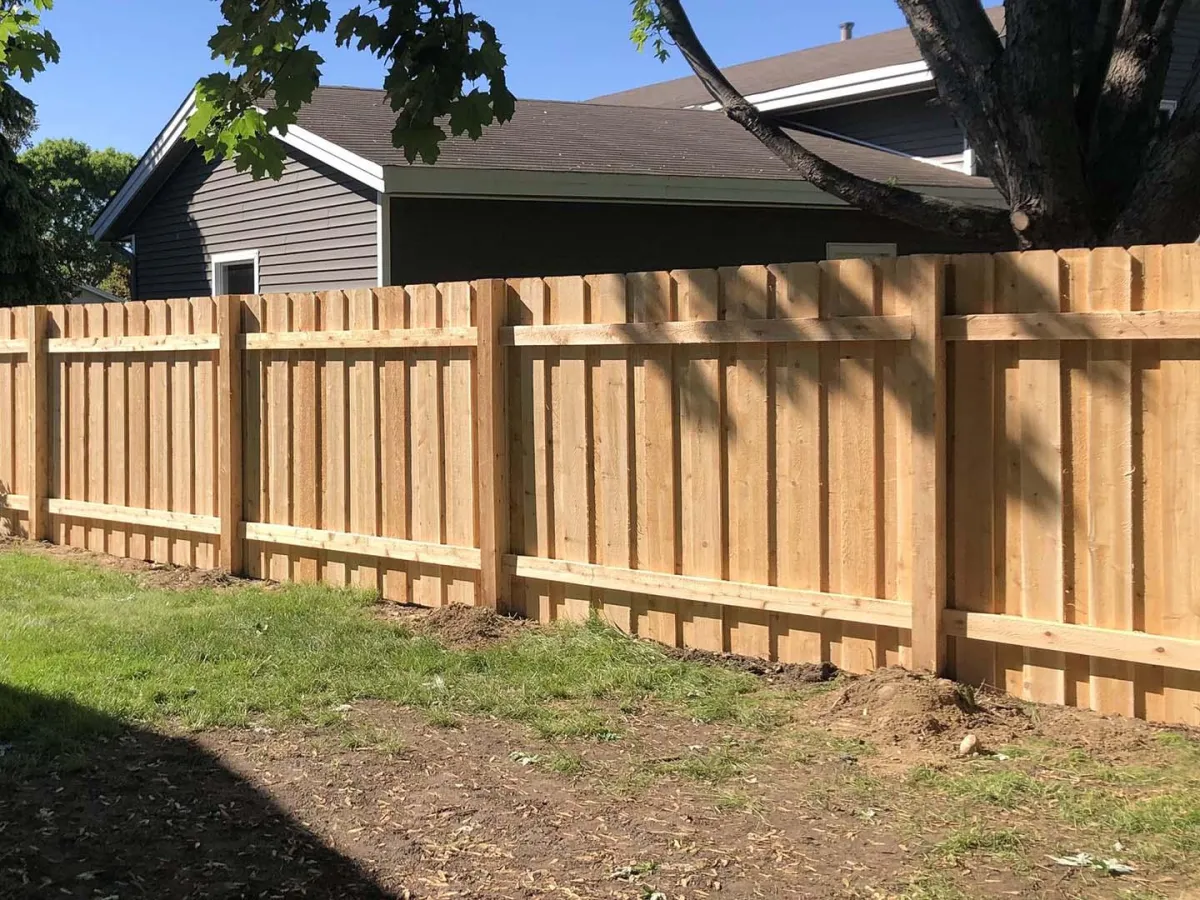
top-left (504, 261), bottom-right (920, 671)
top-left (11, 244), bottom-right (1200, 724)
top-left (239, 285), bottom-right (481, 605)
top-left (945, 244), bottom-right (1200, 725)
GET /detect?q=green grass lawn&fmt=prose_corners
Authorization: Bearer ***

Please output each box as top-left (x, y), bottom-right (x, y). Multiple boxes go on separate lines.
top-left (0, 549), bottom-right (781, 756)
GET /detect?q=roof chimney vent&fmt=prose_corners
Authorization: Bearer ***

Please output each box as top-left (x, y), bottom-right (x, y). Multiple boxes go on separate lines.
top-left (840, 21), bottom-right (854, 41)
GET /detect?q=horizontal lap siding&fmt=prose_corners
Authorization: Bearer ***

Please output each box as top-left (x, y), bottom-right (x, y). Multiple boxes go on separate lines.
top-left (1166, 5), bottom-right (1200, 102)
top-left (784, 92), bottom-right (965, 160)
top-left (132, 148), bottom-right (378, 301)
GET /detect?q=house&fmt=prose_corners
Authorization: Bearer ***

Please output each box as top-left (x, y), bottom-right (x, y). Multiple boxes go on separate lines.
top-left (71, 284), bottom-right (127, 304)
top-left (594, 6), bottom-right (1200, 177)
top-left (91, 87), bottom-right (1003, 301)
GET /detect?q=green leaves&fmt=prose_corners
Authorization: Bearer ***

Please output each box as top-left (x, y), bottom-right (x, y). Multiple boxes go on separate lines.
top-left (630, 0), bottom-right (671, 63)
top-left (20, 138), bottom-right (138, 295)
top-left (192, 0), bottom-right (515, 172)
top-left (0, 0), bottom-right (60, 84)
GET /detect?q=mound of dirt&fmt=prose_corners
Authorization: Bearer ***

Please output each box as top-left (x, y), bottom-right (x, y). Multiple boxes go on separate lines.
top-left (409, 604), bottom-right (522, 648)
top-left (815, 667), bottom-right (1033, 750)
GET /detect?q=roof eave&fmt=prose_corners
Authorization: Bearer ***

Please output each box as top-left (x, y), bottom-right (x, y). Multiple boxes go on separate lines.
top-left (381, 164), bottom-right (1004, 209)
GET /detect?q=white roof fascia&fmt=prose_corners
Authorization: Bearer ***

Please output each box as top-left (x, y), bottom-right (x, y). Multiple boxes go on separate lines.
top-left (692, 60), bottom-right (934, 114)
top-left (91, 94), bottom-right (386, 240)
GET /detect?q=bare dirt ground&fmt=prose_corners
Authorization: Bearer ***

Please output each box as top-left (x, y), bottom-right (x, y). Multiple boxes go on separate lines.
top-left (3, 541), bottom-right (1199, 899)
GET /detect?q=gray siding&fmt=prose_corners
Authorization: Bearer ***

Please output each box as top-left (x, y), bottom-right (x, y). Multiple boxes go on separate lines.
top-left (130, 147), bottom-right (378, 301)
top-left (390, 197), bottom-right (1006, 286)
top-left (1166, 5), bottom-right (1200, 101)
top-left (783, 92), bottom-right (964, 160)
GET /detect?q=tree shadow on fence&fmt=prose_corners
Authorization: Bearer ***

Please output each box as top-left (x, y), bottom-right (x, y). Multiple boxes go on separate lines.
top-left (0, 683), bottom-right (398, 899)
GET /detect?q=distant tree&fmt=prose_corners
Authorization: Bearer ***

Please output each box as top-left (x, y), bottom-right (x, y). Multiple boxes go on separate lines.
top-left (0, 83), bottom-right (62, 306)
top-left (0, 1), bottom-right (63, 306)
top-left (191, 0), bottom-right (1200, 250)
top-left (22, 139), bottom-right (137, 296)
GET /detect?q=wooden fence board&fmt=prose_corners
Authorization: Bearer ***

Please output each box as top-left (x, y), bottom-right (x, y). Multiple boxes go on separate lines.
top-left (445, 281), bottom-right (477, 606)
top-left (408, 283), bottom-right (441, 605)
top-left (724, 265), bottom-right (772, 659)
top-left (629, 270), bottom-right (679, 646)
top-left (550, 276), bottom-right (592, 622)
top-left (378, 286), bottom-right (411, 603)
top-left (589, 273), bottom-right (633, 632)
top-left (772, 263), bottom-right (826, 664)
top-left (677, 269), bottom-right (724, 652)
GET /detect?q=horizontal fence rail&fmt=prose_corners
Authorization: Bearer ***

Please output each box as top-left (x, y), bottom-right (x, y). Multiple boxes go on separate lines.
top-left (4, 246), bottom-right (1200, 726)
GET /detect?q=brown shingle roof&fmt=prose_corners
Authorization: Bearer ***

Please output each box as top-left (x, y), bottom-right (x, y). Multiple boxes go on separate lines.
top-left (291, 88), bottom-right (993, 190)
top-left (590, 7), bottom-right (1005, 109)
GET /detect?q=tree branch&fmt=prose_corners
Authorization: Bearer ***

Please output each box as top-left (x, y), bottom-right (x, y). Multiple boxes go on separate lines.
top-left (893, 0), bottom-right (1007, 188)
top-left (999, 0), bottom-right (1091, 242)
top-left (1111, 48), bottom-right (1200, 243)
top-left (1074, 0), bottom-right (1122, 137)
top-left (653, 0), bottom-right (1013, 244)
top-left (1086, 0), bottom-right (1184, 231)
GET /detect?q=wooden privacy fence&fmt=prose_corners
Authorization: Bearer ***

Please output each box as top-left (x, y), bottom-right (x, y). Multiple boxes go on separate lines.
top-left (2, 244), bottom-right (1200, 725)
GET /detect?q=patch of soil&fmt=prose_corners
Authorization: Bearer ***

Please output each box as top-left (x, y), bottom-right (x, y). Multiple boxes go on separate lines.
top-left (813, 666), bottom-right (1187, 764)
top-left (664, 644), bottom-right (840, 687)
top-left (2, 537), bottom-right (256, 591)
top-left (380, 602), bottom-right (526, 648)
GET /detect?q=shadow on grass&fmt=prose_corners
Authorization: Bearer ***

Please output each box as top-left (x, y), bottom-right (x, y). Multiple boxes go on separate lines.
top-left (0, 683), bottom-right (398, 899)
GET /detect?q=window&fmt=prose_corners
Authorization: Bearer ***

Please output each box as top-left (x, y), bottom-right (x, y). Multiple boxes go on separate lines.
top-left (210, 250), bottom-right (260, 296)
top-left (825, 242), bottom-right (898, 261)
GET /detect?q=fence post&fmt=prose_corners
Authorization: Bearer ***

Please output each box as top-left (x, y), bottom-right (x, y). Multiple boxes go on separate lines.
top-left (26, 305), bottom-right (49, 542)
top-left (475, 278), bottom-right (510, 612)
top-left (217, 296), bottom-right (244, 574)
top-left (909, 256), bottom-right (948, 675)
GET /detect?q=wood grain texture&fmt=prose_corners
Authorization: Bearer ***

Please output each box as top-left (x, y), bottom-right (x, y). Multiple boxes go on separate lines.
top-left (477, 279), bottom-right (510, 613)
top-left (676, 269), bottom-right (724, 651)
top-left (11, 249), bottom-right (1200, 726)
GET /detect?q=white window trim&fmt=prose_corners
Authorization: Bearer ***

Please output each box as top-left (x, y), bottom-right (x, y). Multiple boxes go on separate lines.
top-left (210, 249), bottom-right (261, 296)
top-left (826, 242), bottom-right (898, 261)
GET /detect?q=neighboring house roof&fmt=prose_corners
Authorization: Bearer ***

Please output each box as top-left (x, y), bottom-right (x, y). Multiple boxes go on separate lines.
top-left (590, 7), bottom-right (1005, 110)
top-left (93, 86), bottom-right (1000, 242)
top-left (288, 88), bottom-right (990, 188)
top-left (72, 284), bottom-right (126, 304)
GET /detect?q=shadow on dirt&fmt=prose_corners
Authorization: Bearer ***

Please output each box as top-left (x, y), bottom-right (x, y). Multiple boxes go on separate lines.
top-left (0, 683), bottom-right (398, 899)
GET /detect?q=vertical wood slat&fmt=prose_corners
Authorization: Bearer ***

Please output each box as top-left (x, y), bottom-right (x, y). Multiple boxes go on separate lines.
top-left (1159, 244), bottom-right (1200, 726)
top-left (445, 282), bottom-right (477, 606)
top-left (26, 306), bottom-right (49, 542)
top-left (291, 293), bottom-right (320, 583)
top-left (589, 273), bottom-right (633, 632)
top-left (630, 271), bottom-right (679, 646)
top-left (217, 296), bottom-right (244, 573)
top-left (772, 263), bottom-right (825, 665)
top-left (476, 278), bottom-right (510, 612)
top-left (909, 256), bottom-right (948, 674)
top-left (193, 299), bottom-right (217, 569)
top-left (824, 259), bottom-right (879, 673)
top-left (85, 304), bottom-right (107, 553)
top-left (1132, 245), bottom-right (1166, 724)
top-left (378, 286), bottom-right (410, 603)
top-left (169, 298), bottom-right (195, 567)
top-left (409, 284), bottom-right (441, 605)
top-left (723, 265), bottom-right (772, 658)
top-left (551, 276), bottom-right (592, 622)
top-left (1084, 249), bottom-right (1136, 716)
top-left (105, 305), bottom-right (128, 559)
top-left (948, 254), bottom-right (997, 688)
top-left (126, 303), bottom-right (149, 560)
top-left (677, 269), bottom-right (724, 652)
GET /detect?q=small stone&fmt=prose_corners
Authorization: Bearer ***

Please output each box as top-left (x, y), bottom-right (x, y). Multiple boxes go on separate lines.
top-left (959, 733), bottom-right (980, 757)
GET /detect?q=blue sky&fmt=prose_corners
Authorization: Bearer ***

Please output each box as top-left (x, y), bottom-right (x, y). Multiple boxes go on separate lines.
top-left (23, 1), bottom-right (908, 155)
